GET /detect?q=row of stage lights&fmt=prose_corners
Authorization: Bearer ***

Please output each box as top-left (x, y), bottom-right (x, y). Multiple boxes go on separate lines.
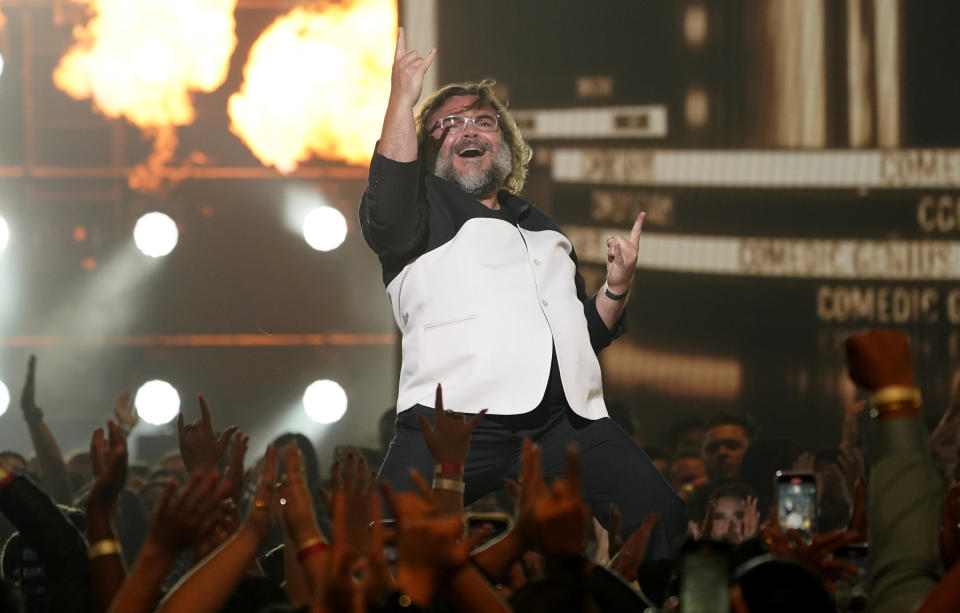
top-left (0, 378), bottom-right (349, 424)
top-left (0, 205), bottom-right (349, 258)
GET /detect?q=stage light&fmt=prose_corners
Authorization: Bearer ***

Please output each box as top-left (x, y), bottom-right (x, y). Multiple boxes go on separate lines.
top-left (0, 51), bottom-right (5, 80)
top-left (302, 379), bottom-right (347, 424)
top-left (684, 4), bottom-right (708, 47)
top-left (0, 216), bottom-right (8, 253)
top-left (302, 206), bottom-right (347, 252)
top-left (133, 212), bottom-right (178, 257)
top-left (135, 379), bottom-right (180, 425)
top-left (0, 381), bottom-right (9, 417)
top-left (684, 87), bottom-right (709, 128)
top-left (132, 40), bottom-right (176, 84)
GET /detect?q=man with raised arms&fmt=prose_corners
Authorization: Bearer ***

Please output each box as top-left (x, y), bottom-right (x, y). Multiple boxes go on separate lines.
top-left (359, 29), bottom-right (686, 558)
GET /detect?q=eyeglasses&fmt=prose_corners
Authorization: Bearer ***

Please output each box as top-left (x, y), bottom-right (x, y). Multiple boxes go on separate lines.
top-left (430, 113), bottom-right (500, 134)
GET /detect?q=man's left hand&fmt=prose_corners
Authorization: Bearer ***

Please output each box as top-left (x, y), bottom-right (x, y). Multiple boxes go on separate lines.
top-left (605, 212), bottom-right (645, 294)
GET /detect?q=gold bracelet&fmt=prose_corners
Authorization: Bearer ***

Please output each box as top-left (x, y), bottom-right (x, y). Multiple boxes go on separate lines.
top-left (432, 477), bottom-right (465, 493)
top-left (88, 539), bottom-right (122, 559)
top-left (297, 536), bottom-right (325, 550)
top-left (871, 386), bottom-right (921, 406)
top-left (871, 399), bottom-right (923, 418)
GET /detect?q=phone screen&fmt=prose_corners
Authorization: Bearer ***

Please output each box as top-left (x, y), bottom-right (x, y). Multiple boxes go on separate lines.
top-left (465, 512), bottom-right (513, 547)
top-left (680, 549), bottom-right (730, 613)
top-left (776, 472), bottom-right (817, 533)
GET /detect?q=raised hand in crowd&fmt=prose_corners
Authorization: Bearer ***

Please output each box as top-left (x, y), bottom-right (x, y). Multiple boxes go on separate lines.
top-left (320, 450), bottom-right (376, 565)
top-left (843, 329), bottom-right (945, 613)
top-left (843, 329), bottom-right (916, 393)
top-left (277, 443), bottom-right (328, 605)
top-left (608, 511), bottom-right (659, 582)
top-left (759, 506), bottom-right (860, 597)
top-left (221, 429), bottom-right (249, 505)
top-left (19, 354), bottom-right (73, 503)
top-left (518, 439), bottom-right (591, 561)
top-left (191, 497), bottom-right (241, 563)
top-left (113, 391), bottom-right (139, 437)
top-left (382, 472), bottom-right (496, 610)
top-left (107, 469), bottom-right (223, 613)
top-left (415, 383), bottom-right (485, 513)
top-left (87, 420), bottom-right (129, 613)
top-left (0, 456), bottom-right (92, 613)
top-left (153, 445), bottom-right (278, 613)
top-left (688, 499), bottom-right (715, 541)
top-left (88, 420), bottom-right (129, 510)
top-left (177, 394), bottom-right (238, 474)
top-left (837, 446), bottom-right (867, 504)
top-left (416, 384), bottom-right (487, 469)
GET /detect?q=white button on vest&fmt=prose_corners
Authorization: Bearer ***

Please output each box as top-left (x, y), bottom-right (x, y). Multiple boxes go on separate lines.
top-left (541, 299), bottom-right (549, 307)
top-left (534, 258), bottom-right (541, 266)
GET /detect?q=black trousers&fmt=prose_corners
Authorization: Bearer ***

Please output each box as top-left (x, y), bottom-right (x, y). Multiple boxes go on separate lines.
top-left (377, 394), bottom-right (688, 560)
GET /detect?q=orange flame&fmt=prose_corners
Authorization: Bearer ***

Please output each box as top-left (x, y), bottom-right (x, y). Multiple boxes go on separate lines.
top-left (52, 0), bottom-right (238, 191)
top-left (228, 0), bottom-right (395, 172)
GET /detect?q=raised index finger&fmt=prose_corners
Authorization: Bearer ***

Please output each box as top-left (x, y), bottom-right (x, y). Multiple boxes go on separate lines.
top-left (198, 394), bottom-right (213, 427)
top-left (395, 26), bottom-right (405, 61)
top-left (434, 382), bottom-right (444, 423)
top-left (629, 212), bottom-right (645, 245)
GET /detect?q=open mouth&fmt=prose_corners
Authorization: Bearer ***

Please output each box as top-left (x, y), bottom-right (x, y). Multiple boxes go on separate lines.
top-left (457, 147), bottom-right (485, 158)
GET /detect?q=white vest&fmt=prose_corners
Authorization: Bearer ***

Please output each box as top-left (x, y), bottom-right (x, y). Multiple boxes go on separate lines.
top-left (386, 217), bottom-right (608, 419)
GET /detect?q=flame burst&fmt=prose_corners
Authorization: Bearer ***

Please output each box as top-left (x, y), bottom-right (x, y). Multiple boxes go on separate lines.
top-left (228, 0), bottom-right (395, 172)
top-left (53, 0), bottom-right (238, 191)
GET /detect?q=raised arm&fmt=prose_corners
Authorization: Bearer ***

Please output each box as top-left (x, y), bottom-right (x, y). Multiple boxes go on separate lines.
top-left (844, 330), bottom-right (943, 613)
top-left (415, 384), bottom-right (486, 515)
top-left (376, 26), bottom-right (436, 162)
top-left (155, 446), bottom-right (279, 613)
top-left (108, 471), bottom-right (224, 613)
top-left (86, 421), bottom-right (129, 613)
top-left (0, 460), bottom-right (91, 613)
top-left (19, 355), bottom-right (73, 504)
top-left (360, 29), bottom-right (435, 259)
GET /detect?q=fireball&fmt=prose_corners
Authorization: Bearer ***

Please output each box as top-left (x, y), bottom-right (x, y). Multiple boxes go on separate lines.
top-left (228, 0), bottom-right (396, 171)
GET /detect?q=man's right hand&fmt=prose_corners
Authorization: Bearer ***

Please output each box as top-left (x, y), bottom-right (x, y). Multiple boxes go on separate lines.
top-left (390, 26), bottom-right (437, 109)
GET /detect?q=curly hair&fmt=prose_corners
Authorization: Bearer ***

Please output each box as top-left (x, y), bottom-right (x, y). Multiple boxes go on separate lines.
top-left (414, 79), bottom-right (533, 195)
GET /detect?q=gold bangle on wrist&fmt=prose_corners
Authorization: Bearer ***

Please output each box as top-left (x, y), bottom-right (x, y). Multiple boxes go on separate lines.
top-left (432, 477), bottom-right (465, 493)
top-left (88, 539), bottom-right (122, 559)
top-left (871, 386), bottom-right (921, 406)
top-left (870, 386), bottom-right (922, 418)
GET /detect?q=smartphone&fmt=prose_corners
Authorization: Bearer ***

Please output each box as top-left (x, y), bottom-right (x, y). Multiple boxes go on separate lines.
top-left (679, 542), bottom-right (731, 613)
top-left (464, 512), bottom-right (513, 547)
top-left (775, 471), bottom-right (817, 534)
top-left (20, 546), bottom-right (52, 613)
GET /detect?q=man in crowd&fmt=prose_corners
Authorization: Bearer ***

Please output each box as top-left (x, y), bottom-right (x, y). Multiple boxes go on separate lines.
top-left (359, 29), bottom-right (685, 558)
top-left (701, 412), bottom-right (755, 483)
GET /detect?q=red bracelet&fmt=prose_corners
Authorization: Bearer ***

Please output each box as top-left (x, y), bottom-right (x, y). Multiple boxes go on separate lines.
top-left (297, 540), bottom-right (329, 562)
top-left (436, 462), bottom-right (464, 475)
top-left (0, 472), bottom-right (15, 493)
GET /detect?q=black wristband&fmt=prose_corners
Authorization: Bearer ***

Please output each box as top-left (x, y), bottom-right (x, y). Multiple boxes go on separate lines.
top-left (603, 283), bottom-right (628, 301)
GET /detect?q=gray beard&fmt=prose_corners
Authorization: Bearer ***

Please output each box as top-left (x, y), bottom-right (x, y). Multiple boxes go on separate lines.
top-left (434, 144), bottom-right (512, 197)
